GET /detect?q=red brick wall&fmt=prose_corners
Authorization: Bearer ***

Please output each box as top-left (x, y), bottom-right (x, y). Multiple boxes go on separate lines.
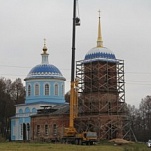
top-left (30, 114), bottom-right (69, 141)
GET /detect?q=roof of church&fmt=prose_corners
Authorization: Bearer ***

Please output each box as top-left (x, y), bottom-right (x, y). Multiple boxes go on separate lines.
top-left (25, 40), bottom-right (65, 81)
top-left (84, 12), bottom-right (117, 63)
top-left (25, 64), bottom-right (65, 80)
top-left (31, 104), bottom-right (69, 117)
top-left (84, 47), bottom-right (116, 62)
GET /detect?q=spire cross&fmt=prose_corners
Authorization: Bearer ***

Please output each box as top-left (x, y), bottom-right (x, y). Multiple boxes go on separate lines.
top-left (98, 10), bottom-right (101, 18)
top-left (43, 38), bottom-right (47, 53)
top-left (97, 10), bottom-right (103, 47)
top-left (44, 38), bottom-right (46, 46)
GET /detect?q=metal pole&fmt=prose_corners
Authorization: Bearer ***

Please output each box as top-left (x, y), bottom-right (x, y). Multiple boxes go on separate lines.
top-left (71, 0), bottom-right (76, 82)
top-left (69, 0), bottom-right (76, 129)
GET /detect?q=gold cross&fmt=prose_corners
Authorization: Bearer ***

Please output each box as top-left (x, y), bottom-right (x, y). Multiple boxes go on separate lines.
top-left (44, 38), bottom-right (46, 46)
top-left (98, 10), bottom-right (101, 18)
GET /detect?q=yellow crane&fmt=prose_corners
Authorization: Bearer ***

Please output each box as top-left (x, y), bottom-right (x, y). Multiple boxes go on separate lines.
top-left (63, 80), bottom-right (78, 137)
top-left (62, 0), bottom-right (97, 145)
top-left (63, 78), bottom-right (97, 145)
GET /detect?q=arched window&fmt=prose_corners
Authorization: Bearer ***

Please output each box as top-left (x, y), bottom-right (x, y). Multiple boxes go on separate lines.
top-left (45, 84), bottom-right (49, 95)
top-left (54, 84), bottom-right (58, 96)
top-left (32, 108), bottom-right (37, 113)
top-left (35, 84), bottom-right (39, 96)
top-left (25, 107), bottom-right (30, 113)
top-left (28, 85), bottom-right (31, 96)
top-left (19, 109), bottom-right (23, 114)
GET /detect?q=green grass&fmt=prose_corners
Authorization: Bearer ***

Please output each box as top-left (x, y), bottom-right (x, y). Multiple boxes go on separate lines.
top-left (0, 142), bottom-right (149, 151)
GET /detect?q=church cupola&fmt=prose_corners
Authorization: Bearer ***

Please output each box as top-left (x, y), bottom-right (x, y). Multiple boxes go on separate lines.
top-left (84, 12), bottom-right (116, 63)
top-left (25, 40), bottom-right (65, 81)
top-left (24, 39), bottom-right (66, 104)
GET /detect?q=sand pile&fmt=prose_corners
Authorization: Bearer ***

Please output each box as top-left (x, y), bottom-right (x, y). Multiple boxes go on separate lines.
top-left (109, 138), bottom-right (133, 145)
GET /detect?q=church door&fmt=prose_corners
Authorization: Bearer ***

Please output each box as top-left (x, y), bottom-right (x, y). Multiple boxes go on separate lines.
top-left (23, 123), bottom-right (27, 141)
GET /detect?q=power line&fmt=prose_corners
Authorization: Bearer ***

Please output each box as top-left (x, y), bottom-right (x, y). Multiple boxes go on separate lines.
top-left (0, 64), bottom-right (151, 86)
top-left (0, 64), bottom-right (151, 75)
top-left (125, 72), bottom-right (151, 75)
top-left (126, 83), bottom-right (151, 86)
top-left (0, 64), bottom-right (71, 71)
top-left (0, 74), bottom-right (26, 77)
top-left (1, 74), bottom-right (151, 86)
top-left (0, 64), bottom-right (30, 68)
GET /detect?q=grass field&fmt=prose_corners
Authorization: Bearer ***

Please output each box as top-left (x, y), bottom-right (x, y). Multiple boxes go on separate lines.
top-left (0, 142), bottom-right (149, 151)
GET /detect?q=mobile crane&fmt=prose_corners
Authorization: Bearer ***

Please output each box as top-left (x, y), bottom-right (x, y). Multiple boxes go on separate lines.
top-left (62, 0), bottom-right (97, 145)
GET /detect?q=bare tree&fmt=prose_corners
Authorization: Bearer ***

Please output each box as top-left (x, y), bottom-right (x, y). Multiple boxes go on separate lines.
top-left (10, 78), bottom-right (25, 104)
top-left (0, 77), bottom-right (25, 139)
top-left (127, 96), bottom-right (151, 142)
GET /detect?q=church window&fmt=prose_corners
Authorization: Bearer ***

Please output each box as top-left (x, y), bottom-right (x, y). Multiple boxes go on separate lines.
top-left (53, 124), bottom-right (57, 135)
top-left (62, 84), bottom-right (64, 96)
top-left (37, 125), bottom-right (40, 135)
top-left (32, 108), bottom-right (37, 113)
top-left (45, 125), bottom-right (48, 135)
top-left (90, 102), bottom-right (92, 110)
top-left (108, 102), bottom-right (111, 111)
top-left (28, 85), bottom-right (31, 96)
top-left (19, 109), bottom-right (23, 114)
top-left (25, 107), bottom-right (30, 113)
top-left (54, 84), bottom-right (58, 96)
top-left (45, 84), bottom-right (49, 95)
top-left (35, 84), bottom-right (39, 96)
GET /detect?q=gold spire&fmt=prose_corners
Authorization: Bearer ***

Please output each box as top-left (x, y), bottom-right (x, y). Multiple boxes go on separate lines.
top-left (43, 38), bottom-right (47, 54)
top-left (97, 10), bottom-right (103, 47)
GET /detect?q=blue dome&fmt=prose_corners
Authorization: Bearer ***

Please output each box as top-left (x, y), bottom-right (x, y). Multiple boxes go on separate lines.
top-left (25, 64), bottom-right (65, 80)
top-left (84, 47), bottom-right (116, 63)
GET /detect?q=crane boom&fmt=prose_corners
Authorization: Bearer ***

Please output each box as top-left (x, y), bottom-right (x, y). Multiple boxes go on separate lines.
top-left (69, 0), bottom-right (76, 131)
top-left (62, 1), bottom-right (97, 144)
top-left (63, 0), bottom-right (79, 137)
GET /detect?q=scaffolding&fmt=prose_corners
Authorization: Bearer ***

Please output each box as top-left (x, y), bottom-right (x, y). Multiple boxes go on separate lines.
top-left (75, 59), bottom-right (135, 140)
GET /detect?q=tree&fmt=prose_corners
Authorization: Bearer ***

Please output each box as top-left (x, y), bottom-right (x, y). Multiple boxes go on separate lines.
top-left (0, 78), bottom-right (13, 137)
top-left (0, 77), bottom-right (25, 139)
top-left (127, 96), bottom-right (151, 142)
top-left (10, 78), bottom-right (25, 104)
top-left (138, 96), bottom-right (151, 141)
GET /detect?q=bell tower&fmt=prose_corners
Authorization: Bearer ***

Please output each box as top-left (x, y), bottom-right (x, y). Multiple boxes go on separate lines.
top-left (75, 13), bottom-right (126, 140)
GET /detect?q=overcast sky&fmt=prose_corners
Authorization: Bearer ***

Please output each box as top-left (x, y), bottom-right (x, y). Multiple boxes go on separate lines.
top-left (0, 0), bottom-right (151, 107)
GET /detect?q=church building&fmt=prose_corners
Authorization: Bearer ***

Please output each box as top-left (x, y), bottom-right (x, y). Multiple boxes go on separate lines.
top-left (11, 13), bottom-right (129, 141)
top-left (11, 42), bottom-right (66, 141)
top-left (29, 14), bottom-right (126, 141)
top-left (75, 14), bottom-right (126, 140)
